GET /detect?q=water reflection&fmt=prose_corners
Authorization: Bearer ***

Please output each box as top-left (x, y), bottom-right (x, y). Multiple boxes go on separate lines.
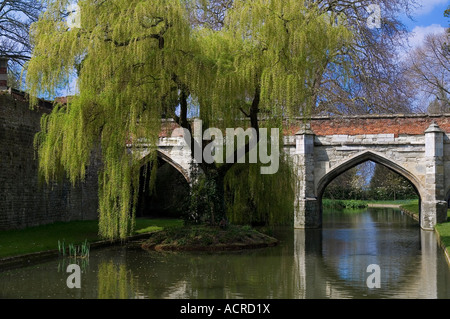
top-left (319, 208), bottom-right (423, 298)
top-left (300, 208), bottom-right (442, 298)
top-left (97, 261), bottom-right (135, 299)
top-left (0, 208), bottom-right (449, 299)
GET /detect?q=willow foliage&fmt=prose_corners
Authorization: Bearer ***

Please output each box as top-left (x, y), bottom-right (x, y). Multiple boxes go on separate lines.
top-left (225, 155), bottom-right (296, 226)
top-left (27, 0), bottom-right (353, 240)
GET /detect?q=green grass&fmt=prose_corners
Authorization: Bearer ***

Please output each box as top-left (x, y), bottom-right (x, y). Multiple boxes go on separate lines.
top-left (400, 201), bottom-right (450, 252)
top-left (399, 199), bottom-right (420, 216)
top-left (436, 222), bottom-right (450, 250)
top-left (436, 210), bottom-right (450, 252)
top-left (0, 218), bottom-right (183, 259)
top-left (400, 204), bottom-right (420, 216)
top-left (134, 218), bottom-right (183, 234)
top-left (400, 200), bottom-right (450, 220)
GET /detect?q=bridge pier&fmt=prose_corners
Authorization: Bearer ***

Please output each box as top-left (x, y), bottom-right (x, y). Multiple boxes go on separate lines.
top-left (421, 123), bottom-right (448, 230)
top-left (294, 124), bottom-right (321, 228)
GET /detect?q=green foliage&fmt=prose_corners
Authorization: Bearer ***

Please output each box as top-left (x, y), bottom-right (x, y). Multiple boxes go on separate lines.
top-left (224, 154), bottom-right (295, 226)
top-left (183, 168), bottom-right (226, 226)
top-left (323, 165), bottom-right (369, 200)
top-left (26, 0), bottom-right (354, 240)
top-left (7, 69), bottom-right (21, 89)
top-left (369, 165), bottom-right (418, 201)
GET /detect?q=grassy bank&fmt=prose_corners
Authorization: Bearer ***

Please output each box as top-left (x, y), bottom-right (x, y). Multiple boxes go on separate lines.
top-left (436, 222), bottom-right (450, 250)
top-left (0, 218), bottom-right (183, 259)
top-left (400, 201), bottom-right (450, 255)
top-left (399, 200), bottom-right (420, 216)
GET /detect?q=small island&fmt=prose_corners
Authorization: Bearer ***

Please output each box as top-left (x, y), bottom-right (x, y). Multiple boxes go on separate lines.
top-left (141, 225), bottom-right (278, 252)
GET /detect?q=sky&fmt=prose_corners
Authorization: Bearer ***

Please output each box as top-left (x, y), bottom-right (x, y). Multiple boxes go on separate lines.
top-left (401, 0), bottom-right (448, 50)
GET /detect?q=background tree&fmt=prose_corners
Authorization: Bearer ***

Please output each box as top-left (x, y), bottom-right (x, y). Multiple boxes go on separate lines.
top-left (323, 167), bottom-right (364, 200)
top-left (323, 162), bottom-right (373, 200)
top-left (0, 0), bottom-right (43, 86)
top-left (445, 5), bottom-right (449, 50)
top-left (189, 0), bottom-right (419, 115)
top-left (323, 162), bottom-right (418, 201)
top-left (445, 5), bottom-right (449, 60)
top-left (187, 0), bottom-right (233, 30)
top-left (369, 164), bottom-right (418, 201)
top-left (403, 32), bottom-right (450, 114)
top-left (306, 0), bottom-right (418, 115)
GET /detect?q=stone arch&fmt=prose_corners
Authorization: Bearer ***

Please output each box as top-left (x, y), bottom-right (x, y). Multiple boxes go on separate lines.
top-left (316, 150), bottom-right (422, 202)
top-left (139, 150), bottom-right (191, 184)
top-left (136, 149), bottom-right (191, 218)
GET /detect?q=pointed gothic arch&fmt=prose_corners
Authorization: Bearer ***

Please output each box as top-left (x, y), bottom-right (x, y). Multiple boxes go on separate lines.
top-left (317, 151), bottom-right (422, 200)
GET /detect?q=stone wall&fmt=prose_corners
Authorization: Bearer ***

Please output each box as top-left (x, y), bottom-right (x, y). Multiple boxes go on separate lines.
top-left (0, 91), bottom-right (99, 230)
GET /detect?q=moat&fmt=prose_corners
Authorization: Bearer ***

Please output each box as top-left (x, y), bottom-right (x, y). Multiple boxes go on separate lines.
top-left (1, 207), bottom-right (449, 299)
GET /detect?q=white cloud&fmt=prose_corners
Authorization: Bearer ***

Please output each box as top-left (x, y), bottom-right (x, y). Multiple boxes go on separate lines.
top-left (396, 24), bottom-right (446, 61)
top-left (407, 24), bottom-right (446, 49)
top-left (412, 0), bottom-right (448, 15)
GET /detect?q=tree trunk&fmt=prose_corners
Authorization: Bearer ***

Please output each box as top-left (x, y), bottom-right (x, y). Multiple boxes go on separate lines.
top-left (175, 84), bottom-right (261, 226)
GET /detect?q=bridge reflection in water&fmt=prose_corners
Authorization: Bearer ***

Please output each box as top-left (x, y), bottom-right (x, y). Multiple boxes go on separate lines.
top-left (294, 208), bottom-right (448, 298)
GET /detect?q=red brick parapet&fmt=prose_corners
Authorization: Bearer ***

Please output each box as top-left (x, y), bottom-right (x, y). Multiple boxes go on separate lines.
top-left (286, 114), bottom-right (450, 137)
top-left (159, 114), bottom-right (450, 138)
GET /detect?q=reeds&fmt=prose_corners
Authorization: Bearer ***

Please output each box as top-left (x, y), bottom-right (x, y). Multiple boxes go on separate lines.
top-left (58, 239), bottom-right (90, 259)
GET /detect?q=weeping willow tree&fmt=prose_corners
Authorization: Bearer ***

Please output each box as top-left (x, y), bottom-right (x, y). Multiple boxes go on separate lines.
top-left (26, 0), bottom-right (352, 240)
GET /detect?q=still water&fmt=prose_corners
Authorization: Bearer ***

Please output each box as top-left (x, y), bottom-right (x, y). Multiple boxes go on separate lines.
top-left (1, 207), bottom-right (450, 299)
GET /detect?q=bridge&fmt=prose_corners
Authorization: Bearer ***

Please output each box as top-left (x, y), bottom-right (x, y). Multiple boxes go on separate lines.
top-left (1, 87), bottom-right (449, 230)
top-left (136, 114), bottom-right (450, 231)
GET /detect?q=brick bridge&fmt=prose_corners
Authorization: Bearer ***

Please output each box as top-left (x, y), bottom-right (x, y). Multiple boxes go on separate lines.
top-left (142, 115), bottom-right (450, 231)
